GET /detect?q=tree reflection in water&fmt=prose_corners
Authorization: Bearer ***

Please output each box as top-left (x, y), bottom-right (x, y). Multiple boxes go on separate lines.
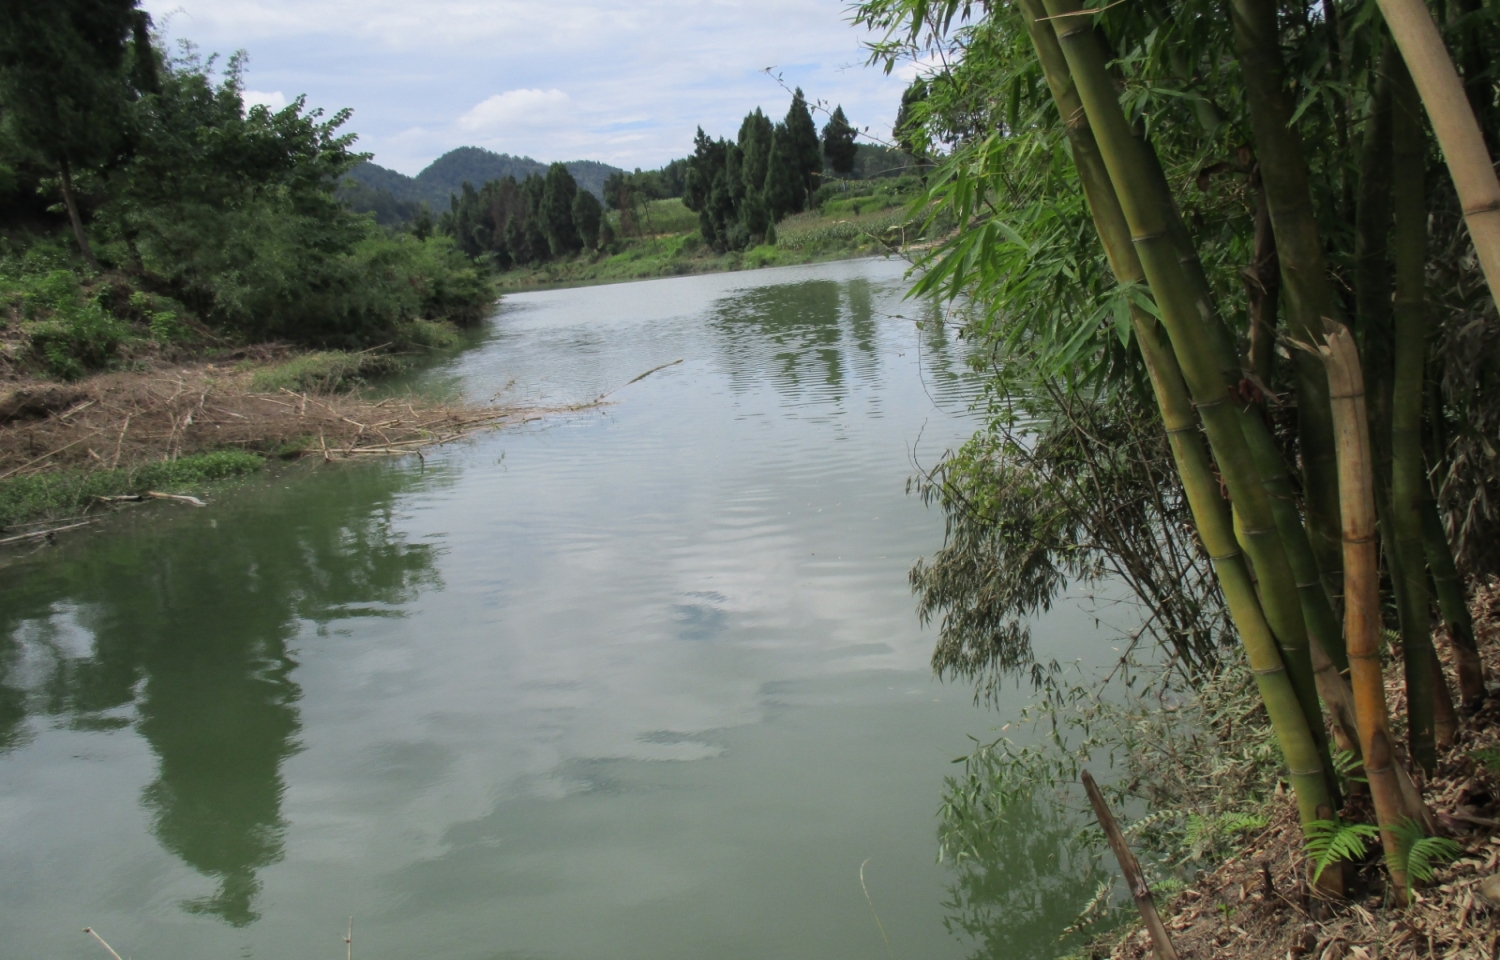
top-left (938, 774), bottom-right (1117, 960)
top-left (0, 463), bottom-right (442, 925)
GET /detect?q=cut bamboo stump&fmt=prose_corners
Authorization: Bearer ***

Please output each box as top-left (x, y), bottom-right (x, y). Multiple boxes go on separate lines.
top-left (1080, 769), bottom-right (1179, 960)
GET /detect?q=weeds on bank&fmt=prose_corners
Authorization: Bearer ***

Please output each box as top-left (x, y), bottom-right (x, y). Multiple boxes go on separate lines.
top-left (0, 450), bottom-right (266, 530)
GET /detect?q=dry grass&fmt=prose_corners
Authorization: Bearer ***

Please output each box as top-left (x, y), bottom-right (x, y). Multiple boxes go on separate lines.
top-left (0, 346), bottom-right (564, 481)
top-left (1099, 581), bottom-right (1500, 959)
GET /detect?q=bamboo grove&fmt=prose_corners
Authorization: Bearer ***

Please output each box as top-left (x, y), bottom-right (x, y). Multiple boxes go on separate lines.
top-left (859, 0), bottom-right (1500, 903)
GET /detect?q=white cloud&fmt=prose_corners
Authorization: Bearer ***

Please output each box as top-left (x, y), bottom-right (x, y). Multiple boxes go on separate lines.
top-left (143, 0), bottom-right (915, 175)
top-left (242, 89), bottom-right (288, 111)
top-left (457, 89), bottom-right (573, 134)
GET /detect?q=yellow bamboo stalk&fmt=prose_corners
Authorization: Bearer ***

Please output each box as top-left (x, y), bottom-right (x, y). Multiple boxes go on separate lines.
top-left (1377, 0), bottom-right (1500, 301)
top-left (1319, 322), bottom-right (1411, 904)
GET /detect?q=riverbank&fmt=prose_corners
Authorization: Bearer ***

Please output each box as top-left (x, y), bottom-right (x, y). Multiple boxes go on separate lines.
top-left (493, 193), bottom-right (928, 290)
top-left (1088, 584), bottom-right (1500, 960)
top-left (0, 345), bottom-right (552, 535)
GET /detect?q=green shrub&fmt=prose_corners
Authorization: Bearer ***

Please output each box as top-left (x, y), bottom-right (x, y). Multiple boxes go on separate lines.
top-left (8, 268), bottom-right (131, 379)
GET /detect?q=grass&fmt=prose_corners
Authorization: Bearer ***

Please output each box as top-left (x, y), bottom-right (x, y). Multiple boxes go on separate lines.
top-left (0, 450), bottom-right (267, 531)
top-left (634, 197), bottom-right (700, 235)
top-left (248, 350), bottom-right (406, 394)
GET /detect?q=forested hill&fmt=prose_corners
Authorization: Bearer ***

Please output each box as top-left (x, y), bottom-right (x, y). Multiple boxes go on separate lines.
top-left (348, 147), bottom-right (623, 210)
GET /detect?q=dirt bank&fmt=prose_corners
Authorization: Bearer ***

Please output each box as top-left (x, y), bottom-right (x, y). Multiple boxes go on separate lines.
top-left (1100, 581), bottom-right (1500, 959)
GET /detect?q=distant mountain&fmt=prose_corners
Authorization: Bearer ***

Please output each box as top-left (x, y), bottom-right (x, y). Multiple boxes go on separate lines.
top-left (345, 147), bottom-right (624, 214)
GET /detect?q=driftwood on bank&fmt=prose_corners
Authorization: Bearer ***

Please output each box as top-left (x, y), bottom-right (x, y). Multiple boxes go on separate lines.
top-left (0, 357), bottom-right (578, 481)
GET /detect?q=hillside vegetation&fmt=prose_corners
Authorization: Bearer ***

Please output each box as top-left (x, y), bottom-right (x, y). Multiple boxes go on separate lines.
top-left (340, 150), bottom-right (623, 224)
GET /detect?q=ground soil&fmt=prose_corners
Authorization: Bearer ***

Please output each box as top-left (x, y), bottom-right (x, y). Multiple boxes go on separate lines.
top-left (1101, 580), bottom-right (1500, 959)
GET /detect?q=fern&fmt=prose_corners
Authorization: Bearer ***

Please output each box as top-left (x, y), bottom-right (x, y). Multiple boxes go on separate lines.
top-left (1303, 819), bottom-right (1380, 882)
top-left (1388, 819), bottom-right (1462, 883)
top-left (1331, 748), bottom-right (1368, 783)
top-left (1473, 746), bottom-right (1500, 774)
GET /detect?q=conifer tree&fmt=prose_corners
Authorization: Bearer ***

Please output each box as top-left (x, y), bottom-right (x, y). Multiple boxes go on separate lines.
top-left (784, 88), bottom-right (823, 204)
top-left (738, 109), bottom-right (774, 195)
top-left (822, 106), bottom-right (858, 178)
top-left (503, 213), bottom-right (531, 265)
top-left (540, 162), bottom-right (581, 257)
top-left (571, 187), bottom-right (603, 251)
top-left (763, 123), bottom-right (803, 220)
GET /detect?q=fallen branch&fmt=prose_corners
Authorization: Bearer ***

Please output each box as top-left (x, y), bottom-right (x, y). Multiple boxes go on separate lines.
top-left (0, 520), bottom-right (97, 545)
top-left (83, 928), bottom-right (124, 960)
top-left (601, 359), bottom-right (684, 398)
top-left (1082, 768), bottom-right (1180, 960)
top-left (93, 491), bottom-right (207, 507)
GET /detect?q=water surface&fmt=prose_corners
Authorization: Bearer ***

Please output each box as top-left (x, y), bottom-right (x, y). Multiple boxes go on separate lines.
top-left (0, 258), bottom-right (1106, 960)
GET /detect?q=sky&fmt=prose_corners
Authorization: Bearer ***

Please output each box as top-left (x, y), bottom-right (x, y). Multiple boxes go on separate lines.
top-left (140, 0), bottom-right (920, 177)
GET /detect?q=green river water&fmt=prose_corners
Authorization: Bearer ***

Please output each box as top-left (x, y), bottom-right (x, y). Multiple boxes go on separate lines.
top-left (0, 258), bottom-right (1111, 960)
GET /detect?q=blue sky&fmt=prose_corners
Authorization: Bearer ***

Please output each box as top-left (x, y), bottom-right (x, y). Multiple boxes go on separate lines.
top-left (142, 0), bottom-right (919, 176)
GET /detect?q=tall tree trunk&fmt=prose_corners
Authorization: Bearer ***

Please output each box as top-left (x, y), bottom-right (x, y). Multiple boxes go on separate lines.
top-left (1035, 0), bottom-right (1338, 837)
top-left (58, 159), bottom-right (101, 273)
top-left (1321, 323), bottom-right (1413, 905)
top-left (1227, 0), bottom-right (1349, 608)
top-left (1377, 0), bottom-right (1500, 302)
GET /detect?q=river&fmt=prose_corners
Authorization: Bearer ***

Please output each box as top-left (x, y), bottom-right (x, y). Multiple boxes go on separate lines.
top-left (0, 258), bottom-right (1109, 960)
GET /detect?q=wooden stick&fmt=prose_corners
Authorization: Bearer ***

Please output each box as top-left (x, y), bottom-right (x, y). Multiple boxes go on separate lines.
top-left (0, 520), bottom-right (96, 545)
top-left (1080, 770), bottom-right (1179, 960)
top-left (82, 928), bottom-right (124, 960)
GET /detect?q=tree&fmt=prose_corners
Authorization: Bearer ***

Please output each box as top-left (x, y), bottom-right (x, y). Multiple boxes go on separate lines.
top-left (893, 77), bottom-right (931, 165)
top-left (0, 0), bottom-right (141, 270)
top-left (503, 214), bottom-right (532, 265)
top-left (822, 105), bottom-right (858, 178)
top-left (539, 162), bottom-right (581, 257)
top-left (571, 187), bottom-right (602, 251)
top-left (784, 88), bottom-right (823, 205)
top-left (763, 123), bottom-right (803, 220)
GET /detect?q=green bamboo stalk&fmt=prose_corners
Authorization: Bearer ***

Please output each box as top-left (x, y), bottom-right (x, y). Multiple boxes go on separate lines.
top-left (1037, 0), bottom-right (1336, 829)
top-left (1226, 0), bottom-right (1352, 608)
top-left (1391, 55), bottom-right (1448, 766)
top-left (1131, 121), bottom-right (1351, 684)
top-left (1083, 13), bottom-right (1342, 771)
top-left (1421, 492), bottom-right (1486, 706)
top-left (1246, 171), bottom-right (1279, 389)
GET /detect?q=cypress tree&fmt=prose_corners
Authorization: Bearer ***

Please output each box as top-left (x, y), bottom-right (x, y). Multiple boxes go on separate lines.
top-left (738, 109), bottom-right (773, 193)
top-left (503, 213), bottom-right (531, 265)
top-left (822, 105), bottom-right (858, 178)
top-left (523, 214), bottom-right (549, 264)
top-left (784, 88), bottom-right (823, 205)
top-left (540, 162), bottom-right (581, 257)
top-left (738, 109), bottom-right (774, 240)
top-left (571, 188), bottom-right (602, 251)
top-left (763, 123), bottom-right (802, 220)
